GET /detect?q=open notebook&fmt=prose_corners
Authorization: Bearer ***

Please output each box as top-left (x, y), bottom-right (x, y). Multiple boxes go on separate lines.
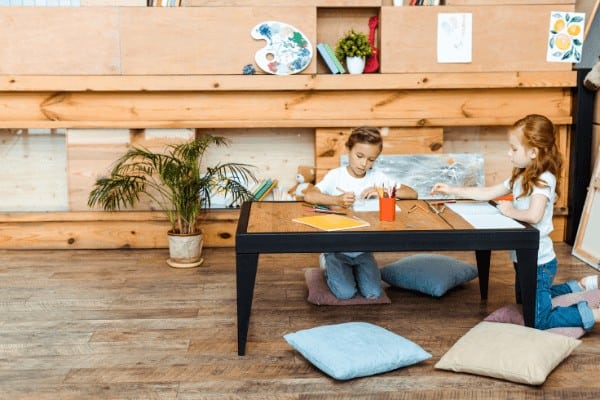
top-left (292, 214), bottom-right (370, 231)
top-left (446, 202), bottom-right (524, 229)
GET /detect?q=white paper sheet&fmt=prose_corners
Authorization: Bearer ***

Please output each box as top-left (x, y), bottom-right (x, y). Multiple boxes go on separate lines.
top-left (446, 202), bottom-right (524, 229)
top-left (437, 13), bottom-right (472, 63)
top-left (353, 198), bottom-right (401, 212)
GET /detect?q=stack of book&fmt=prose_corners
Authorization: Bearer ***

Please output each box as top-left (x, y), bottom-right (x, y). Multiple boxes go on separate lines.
top-left (250, 178), bottom-right (278, 201)
top-left (148, 0), bottom-right (180, 6)
top-left (409, 0), bottom-right (440, 5)
top-left (316, 43), bottom-right (346, 74)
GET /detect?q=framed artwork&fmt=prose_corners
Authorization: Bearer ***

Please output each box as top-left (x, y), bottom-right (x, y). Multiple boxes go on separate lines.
top-left (547, 11), bottom-right (585, 63)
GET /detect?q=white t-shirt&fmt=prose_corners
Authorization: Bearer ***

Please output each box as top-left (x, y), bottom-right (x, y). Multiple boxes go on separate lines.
top-left (316, 166), bottom-right (394, 257)
top-left (503, 171), bottom-right (556, 264)
top-left (316, 166), bottom-right (393, 198)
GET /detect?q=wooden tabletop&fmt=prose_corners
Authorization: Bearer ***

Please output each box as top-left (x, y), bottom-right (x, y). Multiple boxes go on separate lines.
top-left (246, 200), bottom-right (473, 234)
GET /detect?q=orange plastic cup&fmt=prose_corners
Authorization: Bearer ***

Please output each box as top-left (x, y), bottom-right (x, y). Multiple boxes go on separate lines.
top-left (379, 197), bottom-right (396, 222)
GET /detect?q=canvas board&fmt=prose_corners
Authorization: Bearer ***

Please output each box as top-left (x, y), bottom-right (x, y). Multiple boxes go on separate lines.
top-left (573, 148), bottom-right (600, 270)
top-left (341, 153), bottom-right (484, 200)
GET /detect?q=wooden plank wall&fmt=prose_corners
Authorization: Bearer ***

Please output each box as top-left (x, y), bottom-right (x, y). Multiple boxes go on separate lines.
top-left (67, 128), bottom-right (196, 212)
top-left (0, 7), bottom-right (317, 76)
top-left (0, 3), bottom-right (579, 249)
top-left (381, 5), bottom-right (573, 73)
top-left (315, 127), bottom-right (444, 180)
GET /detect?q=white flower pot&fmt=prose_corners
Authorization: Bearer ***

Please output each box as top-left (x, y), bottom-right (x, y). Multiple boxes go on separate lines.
top-left (166, 230), bottom-right (204, 268)
top-left (346, 56), bottom-right (366, 74)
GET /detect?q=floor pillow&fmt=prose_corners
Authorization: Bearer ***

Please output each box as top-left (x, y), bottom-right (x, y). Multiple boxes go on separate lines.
top-left (380, 254), bottom-right (478, 297)
top-left (304, 268), bottom-right (391, 305)
top-left (435, 321), bottom-right (580, 385)
top-left (284, 322), bottom-right (431, 380)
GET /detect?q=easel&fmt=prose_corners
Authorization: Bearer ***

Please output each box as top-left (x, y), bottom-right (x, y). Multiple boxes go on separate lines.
top-left (573, 146), bottom-right (600, 269)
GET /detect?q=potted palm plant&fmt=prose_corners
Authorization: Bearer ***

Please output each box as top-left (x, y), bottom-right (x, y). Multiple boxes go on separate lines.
top-left (335, 29), bottom-right (373, 74)
top-left (88, 134), bottom-right (257, 268)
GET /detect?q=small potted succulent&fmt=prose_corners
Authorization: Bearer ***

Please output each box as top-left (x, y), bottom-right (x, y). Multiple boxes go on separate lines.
top-left (335, 29), bottom-right (373, 74)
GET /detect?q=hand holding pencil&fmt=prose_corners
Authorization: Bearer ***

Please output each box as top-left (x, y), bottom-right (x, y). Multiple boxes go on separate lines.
top-left (336, 187), bottom-right (356, 208)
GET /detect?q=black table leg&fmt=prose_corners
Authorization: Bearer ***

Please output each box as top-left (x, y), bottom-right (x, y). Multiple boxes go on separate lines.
top-left (475, 250), bottom-right (491, 300)
top-left (515, 248), bottom-right (538, 327)
top-left (237, 252), bottom-right (259, 356)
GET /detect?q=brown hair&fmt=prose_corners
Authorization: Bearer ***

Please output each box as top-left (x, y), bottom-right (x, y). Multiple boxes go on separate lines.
top-left (345, 126), bottom-right (383, 152)
top-left (509, 114), bottom-right (563, 200)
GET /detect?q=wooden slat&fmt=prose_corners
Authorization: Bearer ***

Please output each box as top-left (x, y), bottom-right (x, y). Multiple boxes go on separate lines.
top-left (315, 127), bottom-right (443, 180)
top-left (0, 8), bottom-right (121, 75)
top-left (0, 210), bottom-right (239, 250)
top-left (0, 88), bottom-right (572, 129)
top-left (0, 71), bottom-right (577, 91)
top-left (381, 5), bottom-right (575, 73)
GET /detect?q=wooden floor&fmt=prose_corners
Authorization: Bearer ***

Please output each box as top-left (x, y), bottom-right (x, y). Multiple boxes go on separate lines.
top-left (2, 243), bottom-right (600, 399)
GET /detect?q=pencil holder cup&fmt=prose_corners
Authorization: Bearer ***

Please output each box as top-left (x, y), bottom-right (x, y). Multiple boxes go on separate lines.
top-left (379, 197), bottom-right (396, 222)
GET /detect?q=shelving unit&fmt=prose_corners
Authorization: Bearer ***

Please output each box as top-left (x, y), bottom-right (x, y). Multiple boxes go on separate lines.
top-left (0, 2), bottom-right (580, 249)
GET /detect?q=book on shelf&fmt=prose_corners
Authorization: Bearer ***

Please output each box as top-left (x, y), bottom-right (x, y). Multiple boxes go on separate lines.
top-left (411, 0), bottom-right (440, 5)
top-left (323, 43), bottom-right (346, 74)
top-left (256, 179), bottom-right (278, 201)
top-left (317, 43), bottom-right (339, 74)
top-left (251, 179), bottom-right (270, 200)
top-left (148, 0), bottom-right (180, 6)
top-left (252, 178), bottom-right (278, 201)
top-left (292, 214), bottom-right (370, 231)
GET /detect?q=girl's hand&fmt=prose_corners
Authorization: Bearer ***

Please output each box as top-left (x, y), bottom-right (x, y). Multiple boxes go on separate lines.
top-left (496, 200), bottom-right (515, 217)
top-left (430, 183), bottom-right (452, 196)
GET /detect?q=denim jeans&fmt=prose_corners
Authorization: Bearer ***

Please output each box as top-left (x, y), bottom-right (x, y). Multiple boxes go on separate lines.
top-left (323, 252), bottom-right (382, 300)
top-left (520, 258), bottom-right (595, 330)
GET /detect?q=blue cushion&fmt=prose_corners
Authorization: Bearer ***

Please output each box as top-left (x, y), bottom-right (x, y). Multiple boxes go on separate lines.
top-left (283, 322), bottom-right (431, 380)
top-left (380, 254), bottom-right (478, 297)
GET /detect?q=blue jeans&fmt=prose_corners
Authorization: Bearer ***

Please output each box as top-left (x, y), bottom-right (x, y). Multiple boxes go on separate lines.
top-left (519, 258), bottom-right (595, 330)
top-left (323, 252), bottom-right (382, 300)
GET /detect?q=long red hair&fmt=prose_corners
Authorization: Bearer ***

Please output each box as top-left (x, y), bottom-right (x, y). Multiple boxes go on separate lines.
top-left (509, 114), bottom-right (563, 200)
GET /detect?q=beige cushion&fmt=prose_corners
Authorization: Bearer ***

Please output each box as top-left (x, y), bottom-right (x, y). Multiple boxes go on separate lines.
top-left (435, 321), bottom-right (581, 385)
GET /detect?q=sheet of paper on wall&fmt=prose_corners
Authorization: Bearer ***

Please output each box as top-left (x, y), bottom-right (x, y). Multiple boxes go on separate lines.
top-left (446, 202), bottom-right (524, 229)
top-left (546, 11), bottom-right (585, 63)
top-left (437, 13), bottom-right (472, 63)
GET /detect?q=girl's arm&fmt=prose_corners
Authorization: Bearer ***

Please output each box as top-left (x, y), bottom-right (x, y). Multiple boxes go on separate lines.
top-left (395, 184), bottom-right (418, 199)
top-left (430, 182), bottom-right (509, 201)
top-left (303, 185), bottom-right (355, 208)
top-left (497, 193), bottom-right (547, 224)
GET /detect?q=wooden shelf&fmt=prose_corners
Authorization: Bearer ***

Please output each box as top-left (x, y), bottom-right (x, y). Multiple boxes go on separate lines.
top-left (0, 71), bottom-right (576, 92)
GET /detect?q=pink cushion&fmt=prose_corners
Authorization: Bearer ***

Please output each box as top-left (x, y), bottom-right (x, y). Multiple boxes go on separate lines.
top-left (484, 289), bottom-right (600, 338)
top-left (304, 268), bottom-right (391, 306)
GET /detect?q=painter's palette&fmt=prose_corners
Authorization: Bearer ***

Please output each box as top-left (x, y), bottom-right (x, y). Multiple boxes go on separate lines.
top-left (251, 21), bottom-right (312, 75)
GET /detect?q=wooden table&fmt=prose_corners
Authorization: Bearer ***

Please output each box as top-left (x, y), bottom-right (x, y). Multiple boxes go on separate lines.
top-left (235, 200), bottom-right (539, 355)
